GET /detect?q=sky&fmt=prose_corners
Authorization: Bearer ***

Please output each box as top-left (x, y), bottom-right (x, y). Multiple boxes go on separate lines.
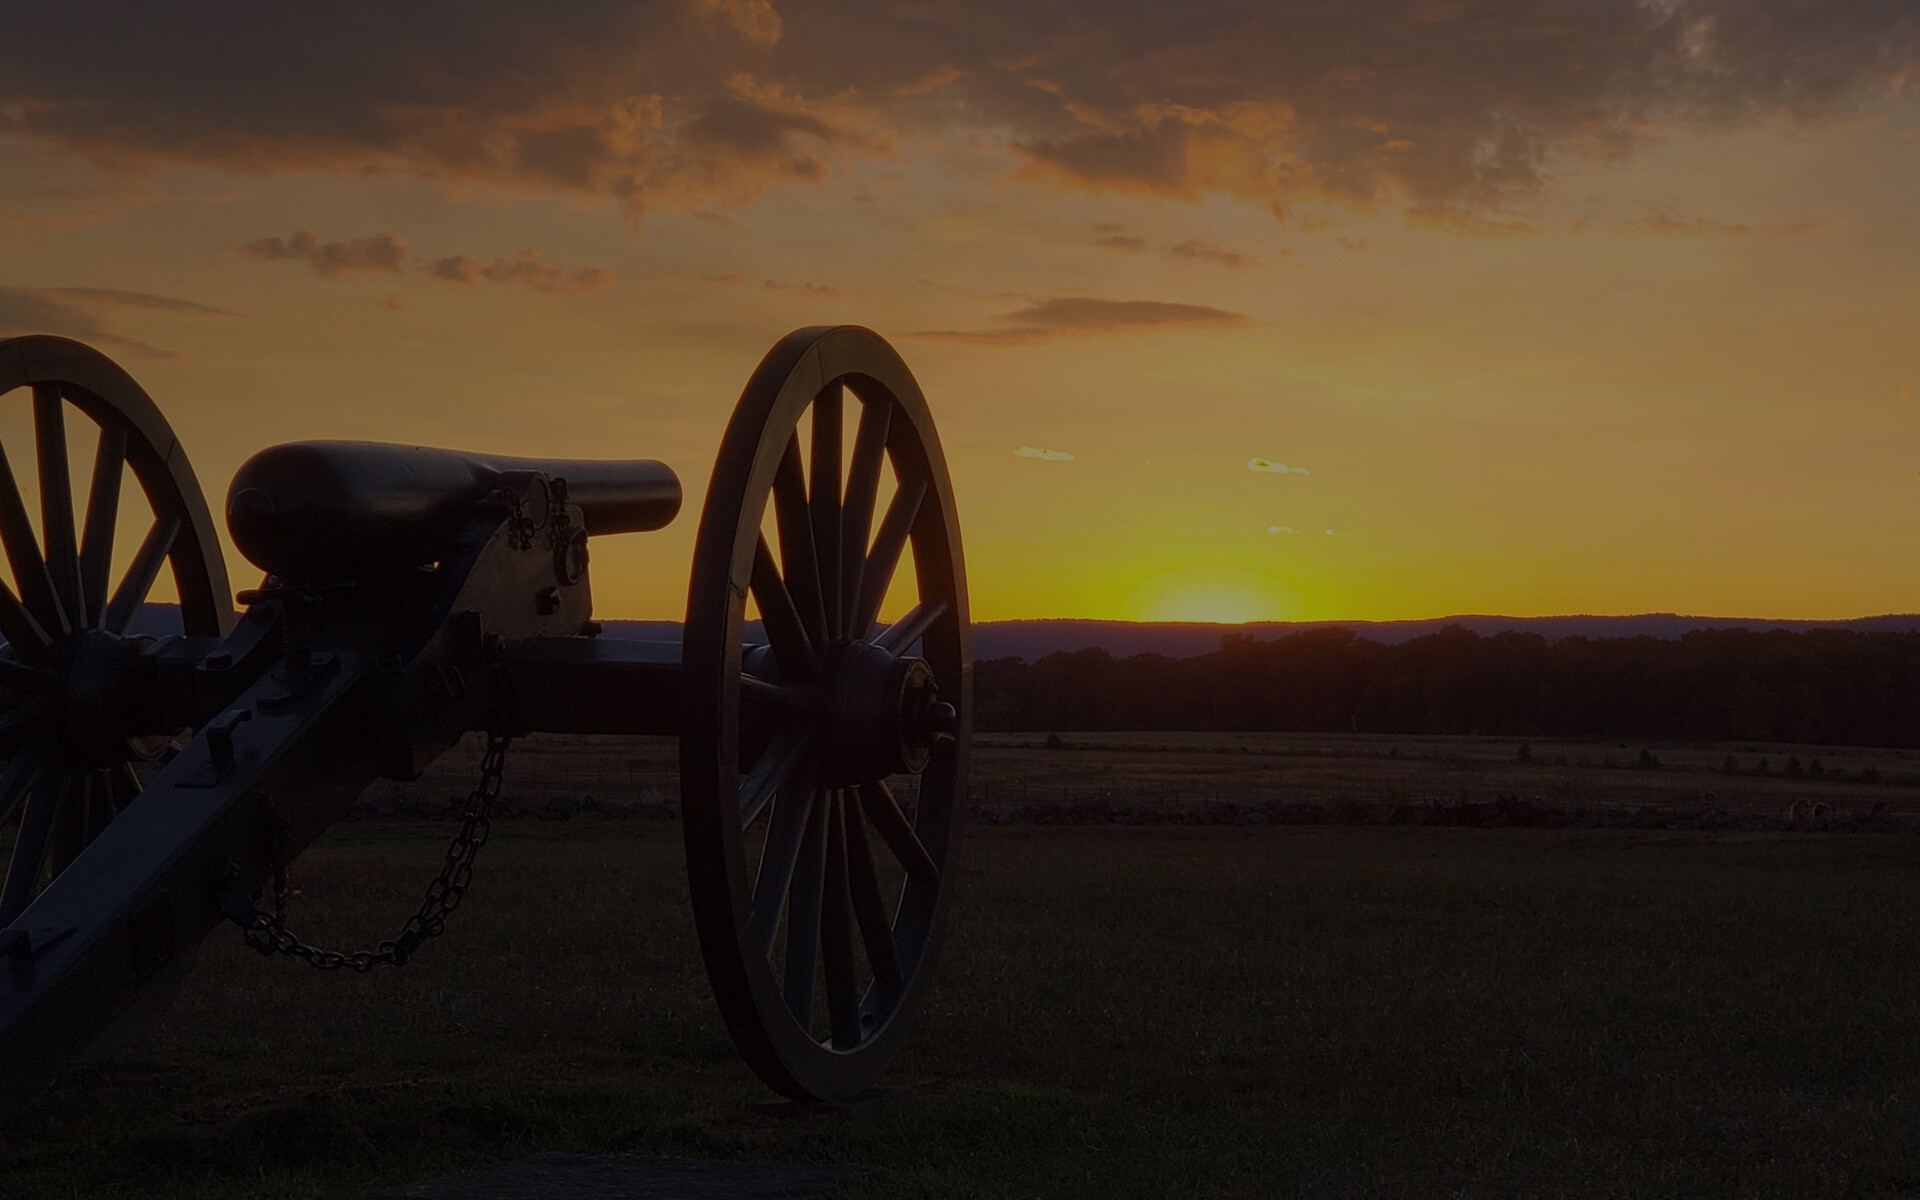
top-left (2, 1), bottom-right (1917, 624)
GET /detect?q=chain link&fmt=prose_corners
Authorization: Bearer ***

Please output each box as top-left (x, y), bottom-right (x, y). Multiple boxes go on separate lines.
top-left (503, 483), bottom-right (538, 550)
top-left (237, 481), bottom-right (543, 970)
top-left (239, 727), bottom-right (511, 971)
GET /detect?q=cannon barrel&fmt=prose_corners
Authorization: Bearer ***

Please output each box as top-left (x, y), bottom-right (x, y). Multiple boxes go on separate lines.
top-left (227, 440), bottom-right (681, 580)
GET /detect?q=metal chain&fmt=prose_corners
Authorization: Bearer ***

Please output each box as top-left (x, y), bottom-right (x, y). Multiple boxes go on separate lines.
top-left (238, 482), bottom-right (537, 970)
top-left (240, 728), bottom-right (511, 971)
top-left (503, 483), bottom-right (537, 550)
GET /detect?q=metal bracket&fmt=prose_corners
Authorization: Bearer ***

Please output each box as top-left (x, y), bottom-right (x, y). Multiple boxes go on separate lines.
top-left (181, 708), bottom-right (253, 787)
top-left (257, 650), bottom-right (339, 712)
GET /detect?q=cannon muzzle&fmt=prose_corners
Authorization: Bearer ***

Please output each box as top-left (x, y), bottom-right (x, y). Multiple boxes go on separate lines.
top-left (227, 440), bottom-right (681, 581)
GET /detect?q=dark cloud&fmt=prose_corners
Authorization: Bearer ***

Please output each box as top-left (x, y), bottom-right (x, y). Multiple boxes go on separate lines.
top-left (425, 250), bottom-right (614, 293)
top-left (914, 296), bottom-right (1250, 344)
top-left (0, 285), bottom-right (242, 359)
top-left (1168, 237), bottom-right (1246, 267)
top-left (241, 230), bottom-right (409, 276)
top-left (3, 2), bottom-right (1913, 224)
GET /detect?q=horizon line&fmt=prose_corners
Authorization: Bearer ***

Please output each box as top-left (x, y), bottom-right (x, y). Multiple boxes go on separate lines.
top-left (586, 611), bottom-right (1920, 627)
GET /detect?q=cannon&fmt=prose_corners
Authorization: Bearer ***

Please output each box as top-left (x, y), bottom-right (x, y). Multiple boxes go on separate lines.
top-left (0, 325), bottom-right (970, 1117)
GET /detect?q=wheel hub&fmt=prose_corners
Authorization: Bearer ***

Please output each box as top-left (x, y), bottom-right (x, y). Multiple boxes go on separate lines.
top-left (819, 639), bottom-right (952, 787)
top-left (8, 630), bottom-right (152, 770)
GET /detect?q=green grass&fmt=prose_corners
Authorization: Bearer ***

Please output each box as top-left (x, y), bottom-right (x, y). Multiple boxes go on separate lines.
top-left (6, 822), bottom-right (1920, 1198)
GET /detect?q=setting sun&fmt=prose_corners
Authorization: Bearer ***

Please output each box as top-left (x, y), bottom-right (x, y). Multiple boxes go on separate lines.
top-left (1129, 569), bottom-right (1300, 624)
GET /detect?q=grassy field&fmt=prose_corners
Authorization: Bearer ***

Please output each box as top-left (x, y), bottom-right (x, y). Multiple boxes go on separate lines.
top-left (388, 730), bottom-right (1920, 819)
top-left (5, 820), bottom-right (1920, 1198)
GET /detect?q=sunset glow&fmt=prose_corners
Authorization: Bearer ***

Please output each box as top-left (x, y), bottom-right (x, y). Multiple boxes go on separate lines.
top-left (1130, 570), bottom-right (1301, 625)
top-left (4, 4), bottom-right (1917, 622)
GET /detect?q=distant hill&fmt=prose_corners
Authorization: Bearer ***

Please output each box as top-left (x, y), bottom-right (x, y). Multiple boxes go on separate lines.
top-left (126, 606), bottom-right (1920, 663)
top-left (594, 613), bottom-right (1920, 662)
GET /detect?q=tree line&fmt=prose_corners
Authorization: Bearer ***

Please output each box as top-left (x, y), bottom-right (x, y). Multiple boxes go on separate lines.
top-left (973, 626), bottom-right (1920, 746)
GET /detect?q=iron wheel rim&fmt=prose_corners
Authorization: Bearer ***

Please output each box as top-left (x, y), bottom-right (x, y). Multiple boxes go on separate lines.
top-left (0, 336), bottom-right (233, 925)
top-left (681, 325), bottom-right (971, 1101)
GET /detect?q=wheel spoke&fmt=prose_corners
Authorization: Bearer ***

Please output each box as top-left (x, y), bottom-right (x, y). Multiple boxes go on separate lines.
top-left (0, 712), bottom-right (34, 760)
top-left (858, 780), bottom-right (939, 884)
top-left (48, 769), bottom-right (88, 876)
top-left (84, 771), bottom-right (114, 840)
top-left (0, 655), bottom-right (54, 694)
top-left (783, 789), bottom-right (830, 1028)
top-left (751, 536), bottom-right (818, 684)
top-left (0, 751), bottom-right (42, 828)
top-left (104, 513), bottom-right (181, 635)
top-left (740, 673), bottom-right (816, 718)
top-left (740, 725), bottom-right (810, 829)
top-left (820, 793), bottom-right (862, 1049)
top-left (852, 475), bottom-right (927, 639)
top-left (33, 385), bottom-right (83, 628)
top-left (877, 599), bottom-right (949, 657)
top-left (772, 435), bottom-right (828, 647)
top-left (77, 422), bottom-right (127, 630)
top-left (750, 785), bottom-right (816, 958)
top-left (108, 762), bottom-right (141, 812)
top-left (0, 435), bottom-right (70, 638)
top-left (809, 385), bottom-right (843, 638)
top-left (0, 769), bottom-right (65, 924)
top-left (844, 793), bottom-right (904, 997)
top-left (840, 396), bottom-right (891, 640)
top-left (0, 578), bottom-right (48, 656)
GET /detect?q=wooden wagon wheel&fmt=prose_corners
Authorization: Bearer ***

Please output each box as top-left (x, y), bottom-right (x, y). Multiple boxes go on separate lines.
top-left (0, 336), bottom-right (233, 926)
top-left (682, 326), bottom-right (970, 1101)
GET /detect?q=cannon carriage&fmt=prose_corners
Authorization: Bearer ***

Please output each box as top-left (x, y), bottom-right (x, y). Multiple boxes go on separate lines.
top-left (0, 325), bottom-right (970, 1117)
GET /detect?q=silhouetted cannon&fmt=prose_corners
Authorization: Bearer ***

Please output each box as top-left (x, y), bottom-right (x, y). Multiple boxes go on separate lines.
top-left (0, 326), bottom-right (970, 1117)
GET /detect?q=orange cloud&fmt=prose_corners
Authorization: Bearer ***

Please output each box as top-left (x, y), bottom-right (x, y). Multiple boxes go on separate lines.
top-left (241, 231), bottom-right (408, 277)
top-left (239, 231), bottom-right (614, 294)
top-left (893, 65), bottom-right (970, 97)
top-left (3, 2), bottom-right (1913, 227)
top-left (1404, 204), bottom-right (1536, 237)
top-left (31, 287), bottom-right (243, 318)
top-left (426, 249), bottom-right (614, 294)
top-left (1168, 236), bottom-right (1246, 267)
top-left (1091, 223), bottom-right (1145, 252)
top-left (634, 83), bottom-right (877, 214)
top-left (694, 0), bottom-right (783, 47)
top-left (1634, 208), bottom-right (1819, 238)
top-left (914, 296), bottom-right (1250, 344)
top-left (763, 279), bottom-right (840, 298)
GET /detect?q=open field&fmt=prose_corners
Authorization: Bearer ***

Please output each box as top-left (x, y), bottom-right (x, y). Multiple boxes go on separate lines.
top-left (5, 821), bottom-right (1920, 1198)
top-left (381, 730), bottom-right (1920, 821)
